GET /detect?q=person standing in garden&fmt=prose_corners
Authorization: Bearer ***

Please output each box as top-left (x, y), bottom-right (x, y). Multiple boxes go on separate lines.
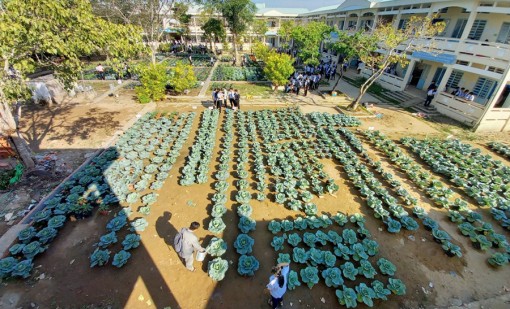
top-left (266, 262), bottom-right (290, 308)
top-left (95, 63), bottom-right (104, 80)
top-left (174, 222), bottom-right (205, 272)
top-left (228, 88), bottom-right (236, 108)
top-left (234, 89), bottom-right (240, 110)
top-left (217, 90), bottom-right (225, 112)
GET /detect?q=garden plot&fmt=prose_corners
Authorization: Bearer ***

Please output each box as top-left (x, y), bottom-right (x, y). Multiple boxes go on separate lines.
top-left (2, 106), bottom-right (510, 309)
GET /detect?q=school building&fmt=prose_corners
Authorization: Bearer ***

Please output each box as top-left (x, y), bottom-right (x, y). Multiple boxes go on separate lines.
top-left (185, 1), bottom-right (510, 132)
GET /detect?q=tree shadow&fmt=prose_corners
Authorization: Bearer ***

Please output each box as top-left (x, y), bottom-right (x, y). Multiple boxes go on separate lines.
top-left (19, 104), bottom-right (122, 152)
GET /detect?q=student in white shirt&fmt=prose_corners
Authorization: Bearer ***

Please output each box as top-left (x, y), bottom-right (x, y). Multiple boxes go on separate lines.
top-left (266, 263), bottom-right (290, 309)
top-left (466, 92), bottom-right (475, 101)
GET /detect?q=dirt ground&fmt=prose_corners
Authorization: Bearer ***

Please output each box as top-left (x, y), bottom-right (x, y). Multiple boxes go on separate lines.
top-left (1, 100), bottom-right (510, 309)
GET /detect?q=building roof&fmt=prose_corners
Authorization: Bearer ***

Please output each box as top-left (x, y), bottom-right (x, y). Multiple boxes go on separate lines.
top-left (257, 7), bottom-right (310, 16)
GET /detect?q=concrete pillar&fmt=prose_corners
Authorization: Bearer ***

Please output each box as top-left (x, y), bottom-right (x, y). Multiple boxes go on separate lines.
top-left (403, 58), bottom-right (418, 87)
top-left (460, 4), bottom-right (479, 41)
top-left (393, 11), bottom-right (402, 29)
top-left (356, 11), bottom-right (361, 30)
top-left (343, 15), bottom-right (348, 30)
top-left (434, 66), bottom-right (453, 99)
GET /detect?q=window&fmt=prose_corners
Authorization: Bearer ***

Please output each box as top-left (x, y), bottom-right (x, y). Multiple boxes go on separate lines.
top-left (446, 70), bottom-right (463, 88)
top-left (468, 20), bottom-right (486, 40)
top-left (497, 22), bottom-right (510, 44)
top-left (452, 19), bottom-right (467, 38)
top-left (473, 77), bottom-right (497, 103)
top-left (488, 67), bottom-right (505, 74)
top-left (398, 19), bottom-right (409, 30)
top-left (339, 21), bottom-right (345, 30)
top-left (348, 20), bottom-right (357, 29)
top-left (438, 8), bottom-right (448, 13)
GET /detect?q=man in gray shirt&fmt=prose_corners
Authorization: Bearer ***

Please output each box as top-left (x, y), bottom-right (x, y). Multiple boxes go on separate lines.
top-left (174, 222), bottom-right (205, 271)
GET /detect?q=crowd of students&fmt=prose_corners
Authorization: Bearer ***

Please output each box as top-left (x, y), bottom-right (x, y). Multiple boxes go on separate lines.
top-left (451, 87), bottom-right (476, 101)
top-left (284, 60), bottom-right (338, 96)
top-left (212, 88), bottom-right (240, 112)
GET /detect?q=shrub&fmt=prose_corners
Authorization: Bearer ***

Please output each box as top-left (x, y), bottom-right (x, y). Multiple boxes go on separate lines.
top-left (168, 62), bottom-right (197, 93)
top-left (135, 63), bottom-right (169, 103)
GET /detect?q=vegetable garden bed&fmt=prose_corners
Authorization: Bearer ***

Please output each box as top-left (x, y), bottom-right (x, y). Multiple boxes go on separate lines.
top-left (1, 106), bottom-right (509, 309)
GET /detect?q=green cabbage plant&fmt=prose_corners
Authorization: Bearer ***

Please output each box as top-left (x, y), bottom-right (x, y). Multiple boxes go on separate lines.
top-left (341, 262), bottom-right (358, 281)
top-left (271, 235), bottom-right (286, 251)
top-left (234, 234), bottom-right (254, 255)
top-left (237, 255), bottom-right (259, 276)
top-left (237, 204), bottom-right (252, 217)
top-left (377, 258), bottom-right (396, 276)
top-left (387, 278), bottom-right (406, 295)
top-left (90, 248), bottom-right (110, 267)
top-left (356, 283), bottom-right (376, 307)
top-left (287, 233), bottom-right (302, 247)
top-left (303, 232), bottom-right (317, 248)
top-left (98, 231), bottom-right (118, 248)
top-left (11, 259), bottom-right (34, 279)
top-left (122, 234), bottom-right (141, 250)
top-left (287, 270), bottom-right (301, 290)
top-left (208, 218), bottom-right (227, 234)
top-left (322, 267), bottom-right (344, 287)
top-left (268, 220), bottom-right (282, 234)
top-left (300, 266), bottom-right (319, 289)
top-left (208, 257), bottom-right (229, 281)
top-left (372, 280), bottom-right (391, 300)
top-left (292, 247), bottom-right (309, 264)
top-left (277, 253), bottom-right (291, 264)
top-left (206, 237), bottom-right (227, 257)
top-left (358, 259), bottom-right (377, 279)
top-left (335, 285), bottom-right (358, 308)
top-left (0, 257), bottom-right (17, 278)
top-left (112, 250), bottom-right (131, 268)
top-left (488, 252), bottom-right (509, 267)
top-left (238, 216), bottom-right (256, 233)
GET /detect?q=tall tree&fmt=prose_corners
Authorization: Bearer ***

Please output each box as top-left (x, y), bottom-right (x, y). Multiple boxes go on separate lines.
top-left (90, 0), bottom-right (191, 64)
top-left (173, 2), bottom-right (192, 46)
top-left (202, 18), bottom-right (226, 54)
top-left (204, 0), bottom-right (256, 65)
top-left (277, 20), bottom-right (295, 49)
top-left (290, 21), bottom-right (331, 66)
top-left (0, 0), bottom-right (145, 131)
top-left (332, 16), bottom-right (445, 110)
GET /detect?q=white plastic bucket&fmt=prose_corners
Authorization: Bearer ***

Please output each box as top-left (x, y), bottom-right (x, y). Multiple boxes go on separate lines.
top-left (196, 251), bottom-right (206, 262)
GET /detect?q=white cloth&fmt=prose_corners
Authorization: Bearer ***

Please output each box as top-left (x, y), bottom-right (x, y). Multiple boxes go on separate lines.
top-left (266, 266), bottom-right (290, 299)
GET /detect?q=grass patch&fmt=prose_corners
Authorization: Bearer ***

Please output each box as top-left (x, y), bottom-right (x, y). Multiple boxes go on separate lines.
top-left (208, 82), bottom-right (273, 98)
top-left (343, 76), bottom-right (401, 105)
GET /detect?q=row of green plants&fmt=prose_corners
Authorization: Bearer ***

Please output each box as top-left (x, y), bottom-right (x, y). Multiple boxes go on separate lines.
top-left (364, 131), bottom-right (509, 266)
top-left (402, 138), bottom-right (509, 210)
top-left (212, 65), bottom-right (265, 82)
top-left (233, 111), bottom-right (259, 277)
top-left (269, 213), bottom-right (406, 308)
top-left (333, 127), bottom-right (462, 257)
top-left (0, 113), bottom-right (172, 278)
top-left (89, 113), bottom-right (195, 268)
top-left (206, 111), bottom-right (234, 281)
top-left (180, 110), bottom-right (219, 186)
top-left (161, 56), bottom-right (213, 67)
top-left (314, 126), bottom-right (417, 235)
top-left (193, 67), bottom-right (212, 81)
top-left (246, 112), bottom-right (267, 201)
top-left (488, 142), bottom-right (510, 160)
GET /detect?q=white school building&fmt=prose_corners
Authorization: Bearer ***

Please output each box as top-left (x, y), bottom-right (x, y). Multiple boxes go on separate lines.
top-left (184, 1), bottom-right (510, 132)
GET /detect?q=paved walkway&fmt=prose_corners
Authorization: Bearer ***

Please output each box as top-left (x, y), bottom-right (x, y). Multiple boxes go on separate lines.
top-left (198, 61), bottom-right (219, 98)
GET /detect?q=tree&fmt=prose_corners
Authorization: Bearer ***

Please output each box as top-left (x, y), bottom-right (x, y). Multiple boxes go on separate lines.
top-left (91, 0), bottom-right (190, 64)
top-left (277, 20), bottom-right (295, 49)
top-left (332, 16), bottom-right (445, 110)
top-left (135, 63), bottom-right (169, 103)
top-left (173, 2), bottom-right (192, 46)
top-left (206, 0), bottom-right (256, 65)
top-left (252, 42), bottom-right (270, 62)
top-left (263, 51), bottom-right (294, 91)
top-left (251, 19), bottom-right (268, 42)
top-left (290, 21), bottom-right (331, 66)
top-left (0, 0), bottom-right (145, 132)
top-left (202, 18), bottom-right (226, 54)
top-left (169, 62), bottom-right (197, 93)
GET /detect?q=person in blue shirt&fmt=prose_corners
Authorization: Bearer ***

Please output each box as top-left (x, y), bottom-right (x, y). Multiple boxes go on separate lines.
top-left (266, 262), bottom-right (290, 308)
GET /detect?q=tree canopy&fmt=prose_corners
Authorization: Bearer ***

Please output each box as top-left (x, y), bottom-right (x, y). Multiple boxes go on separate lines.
top-left (0, 0), bottom-right (145, 130)
top-left (203, 0), bottom-right (256, 64)
top-left (291, 21), bottom-right (331, 66)
top-left (331, 16), bottom-right (445, 110)
top-left (263, 52), bottom-right (294, 91)
top-left (202, 18), bottom-right (226, 53)
top-left (251, 19), bottom-right (268, 41)
top-left (277, 20), bottom-right (295, 49)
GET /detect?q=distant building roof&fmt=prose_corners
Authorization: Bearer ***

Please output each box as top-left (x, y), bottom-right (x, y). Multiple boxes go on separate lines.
top-left (257, 7), bottom-right (310, 16)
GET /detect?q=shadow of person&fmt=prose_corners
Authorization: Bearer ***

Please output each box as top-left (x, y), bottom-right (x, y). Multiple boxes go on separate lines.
top-left (155, 211), bottom-right (177, 248)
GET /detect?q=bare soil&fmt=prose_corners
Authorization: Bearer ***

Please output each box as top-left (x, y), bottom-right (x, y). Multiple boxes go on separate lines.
top-left (1, 103), bottom-right (509, 309)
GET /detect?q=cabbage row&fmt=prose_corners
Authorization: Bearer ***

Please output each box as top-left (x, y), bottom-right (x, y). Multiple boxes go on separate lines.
top-left (333, 127), bottom-right (459, 256)
top-left (269, 213), bottom-right (405, 308)
top-left (233, 111), bottom-right (259, 277)
top-left (206, 111), bottom-right (233, 281)
top-left (90, 112), bottom-right (195, 268)
top-left (180, 109), bottom-right (219, 185)
top-left (488, 142), bottom-right (510, 160)
top-left (364, 131), bottom-right (509, 266)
